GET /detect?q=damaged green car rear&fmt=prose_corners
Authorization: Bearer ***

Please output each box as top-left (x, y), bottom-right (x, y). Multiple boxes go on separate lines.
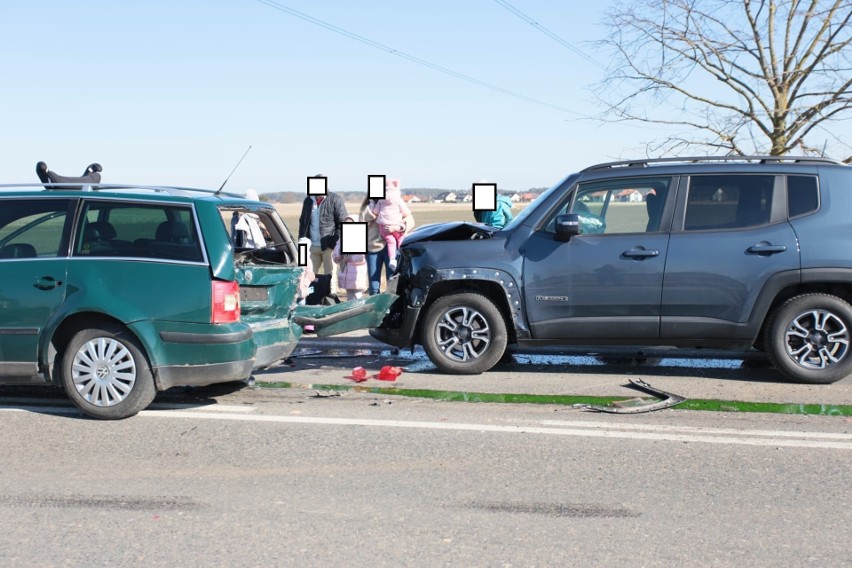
top-left (0, 181), bottom-right (394, 420)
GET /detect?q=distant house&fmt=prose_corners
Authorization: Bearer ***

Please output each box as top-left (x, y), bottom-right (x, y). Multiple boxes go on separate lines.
top-left (402, 194), bottom-right (422, 203)
top-left (460, 193), bottom-right (473, 202)
top-left (509, 193), bottom-right (523, 203)
top-left (617, 189), bottom-right (644, 202)
top-left (433, 191), bottom-right (458, 203)
top-left (518, 192), bottom-right (538, 202)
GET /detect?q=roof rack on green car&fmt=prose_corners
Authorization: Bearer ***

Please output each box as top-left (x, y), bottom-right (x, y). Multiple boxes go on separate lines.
top-left (0, 183), bottom-right (249, 199)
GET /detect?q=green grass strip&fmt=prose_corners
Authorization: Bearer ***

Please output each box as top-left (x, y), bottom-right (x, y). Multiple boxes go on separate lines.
top-left (257, 381), bottom-right (852, 416)
top-left (676, 399), bottom-right (852, 416)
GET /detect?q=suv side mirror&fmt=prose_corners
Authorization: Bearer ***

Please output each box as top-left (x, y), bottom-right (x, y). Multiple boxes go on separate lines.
top-left (554, 213), bottom-right (581, 241)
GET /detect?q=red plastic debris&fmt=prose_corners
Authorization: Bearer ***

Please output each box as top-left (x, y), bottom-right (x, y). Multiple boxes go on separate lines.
top-left (347, 367), bottom-right (368, 383)
top-left (375, 365), bottom-right (403, 382)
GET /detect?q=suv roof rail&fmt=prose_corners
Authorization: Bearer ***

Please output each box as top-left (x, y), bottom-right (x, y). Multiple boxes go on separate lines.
top-left (581, 155), bottom-right (846, 172)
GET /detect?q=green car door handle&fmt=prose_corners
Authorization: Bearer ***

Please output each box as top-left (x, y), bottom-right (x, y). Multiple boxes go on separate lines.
top-left (34, 276), bottom-right (61, 290)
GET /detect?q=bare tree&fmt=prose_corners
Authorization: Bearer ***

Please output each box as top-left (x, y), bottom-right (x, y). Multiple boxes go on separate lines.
top-left (596, 0), bottom-right (852, 161)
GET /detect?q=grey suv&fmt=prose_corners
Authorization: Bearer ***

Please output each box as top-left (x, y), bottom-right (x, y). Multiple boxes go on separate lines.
top-left (372, 156), bottom-right (852, 384)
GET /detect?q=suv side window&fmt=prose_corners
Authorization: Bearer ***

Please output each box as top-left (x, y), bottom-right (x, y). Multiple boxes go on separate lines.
top-left (75, 202), bottom-right (203, 262)
top-left (684, 175), bottom-right (775, 231)
top-left (545, 176), bottom-right (673, 234)
top-left (787, 175), bottom-right (819, 218)
top-left (0, 199), bottom-right (73, 258)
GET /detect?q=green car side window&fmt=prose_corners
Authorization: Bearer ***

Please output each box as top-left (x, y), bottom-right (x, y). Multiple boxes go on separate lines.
top-left (76, 202), bottom-right (204, 262)
top-left (0, 199), bottom-right (72, 258)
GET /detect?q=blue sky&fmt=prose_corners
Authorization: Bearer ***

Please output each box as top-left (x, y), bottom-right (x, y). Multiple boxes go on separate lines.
top-left (2, 1), bottom-right (847, 194)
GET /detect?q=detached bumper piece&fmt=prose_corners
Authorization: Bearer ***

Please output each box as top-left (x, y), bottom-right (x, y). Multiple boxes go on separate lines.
top-left (581, 378), bottom-right (686, 414)
top-left (293, 293), bottom-right (397, 337)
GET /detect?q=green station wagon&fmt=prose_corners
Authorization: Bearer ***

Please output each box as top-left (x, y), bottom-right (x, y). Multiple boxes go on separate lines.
top-left (0, 178), bottom-right (393, 419)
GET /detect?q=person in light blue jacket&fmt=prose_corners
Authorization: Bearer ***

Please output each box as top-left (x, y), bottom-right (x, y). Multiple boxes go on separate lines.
top-left (474, 193), bottom-right (514, 229)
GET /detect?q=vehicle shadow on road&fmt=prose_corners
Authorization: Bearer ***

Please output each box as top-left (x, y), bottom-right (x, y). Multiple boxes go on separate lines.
top-left (158, 380), bottom-right (248, 402)
top-left (497, 353), bottom-right (791, 385)
top-left (0, 381), bottom-right (249, 419)
top-left (254, 347), bottom-right (797, 386)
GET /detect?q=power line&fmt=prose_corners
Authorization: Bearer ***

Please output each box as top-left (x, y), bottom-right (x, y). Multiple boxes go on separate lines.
top-left (253, 0), bottom-right (588, 117)
top-left (491, 0), bottom-right (606, 70)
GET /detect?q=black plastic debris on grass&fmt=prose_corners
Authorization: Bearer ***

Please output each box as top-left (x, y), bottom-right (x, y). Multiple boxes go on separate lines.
top-left (580, 378), bottom-right (686, 414)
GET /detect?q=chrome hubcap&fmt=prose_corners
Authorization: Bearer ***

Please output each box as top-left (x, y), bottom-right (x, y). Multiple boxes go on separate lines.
top-left (71, 337), bottom-right (137, 407)
top-left (784, 309), bottom-right (850, 370)
top-left (435, 306), bottom-right (491, 362)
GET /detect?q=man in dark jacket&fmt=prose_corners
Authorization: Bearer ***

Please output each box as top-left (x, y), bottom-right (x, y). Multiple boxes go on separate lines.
top-left (298, 177), bottom-right (348, 293)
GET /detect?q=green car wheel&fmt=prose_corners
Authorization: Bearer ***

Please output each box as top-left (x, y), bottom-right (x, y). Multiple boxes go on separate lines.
top-left (61, 324), bottom-right (156, 419)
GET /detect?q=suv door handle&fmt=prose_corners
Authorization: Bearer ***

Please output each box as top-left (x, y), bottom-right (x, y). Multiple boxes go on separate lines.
top-left (34, 276), bottom-right (60, 290)
top-left (747, 244), bottom-right (787, 255)
top-left (622, 248), bottom-right (660, 259)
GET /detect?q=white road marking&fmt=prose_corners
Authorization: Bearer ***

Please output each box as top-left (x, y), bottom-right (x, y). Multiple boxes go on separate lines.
top-left (138, 410), bottom-right (852, 450)
top-left (540, 419), bottom-right (852, 440)
top-left (148, 403), bottom-right (256, 413)
top-left (0, 406), bottom-right (79, 415)
top-left (0, 402), bottom-right (255, 413)
top-left (2, 404), bottom-right (848, 450)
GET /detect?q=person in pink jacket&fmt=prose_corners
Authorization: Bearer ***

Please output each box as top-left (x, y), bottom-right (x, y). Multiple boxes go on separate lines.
top-left (332, 215), bottom-right (369, 300)
top-left (370, 178), bottom-right (411, 271)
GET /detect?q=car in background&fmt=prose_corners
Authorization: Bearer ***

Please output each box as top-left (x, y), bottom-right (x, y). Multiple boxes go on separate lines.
top-left (0, 180), bottom-right (393, 419)
top-left (372, 156), bottom-right (852, 385)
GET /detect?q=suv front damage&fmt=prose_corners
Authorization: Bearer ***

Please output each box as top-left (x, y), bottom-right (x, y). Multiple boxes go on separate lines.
top-left (370, 220), bottom-right (525, 354)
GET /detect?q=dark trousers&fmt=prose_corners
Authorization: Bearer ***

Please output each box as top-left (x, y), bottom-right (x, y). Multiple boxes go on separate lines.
top-left (366, 247), bottom-right (390, 295)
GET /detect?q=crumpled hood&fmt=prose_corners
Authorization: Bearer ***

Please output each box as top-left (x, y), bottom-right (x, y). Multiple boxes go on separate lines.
top-left (403, 222), bottom-right (496, 245)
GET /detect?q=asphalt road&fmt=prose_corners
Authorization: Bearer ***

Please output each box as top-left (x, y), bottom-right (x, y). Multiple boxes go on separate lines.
top-left (0, 387), bottom-right (850, 567)
top-left (1, 331), bottom-right (851, 567)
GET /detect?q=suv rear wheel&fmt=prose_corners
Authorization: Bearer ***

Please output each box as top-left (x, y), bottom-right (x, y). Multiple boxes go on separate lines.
top-left (61, 324), bottom-right (156, 419)
top-left (765, 293), bottom-right (852, 384)
top-left (421, 292), bottom-right (508, 375)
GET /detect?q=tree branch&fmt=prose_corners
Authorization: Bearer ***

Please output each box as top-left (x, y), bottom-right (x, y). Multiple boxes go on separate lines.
top-left (594, 0), bottom-right (852, 157)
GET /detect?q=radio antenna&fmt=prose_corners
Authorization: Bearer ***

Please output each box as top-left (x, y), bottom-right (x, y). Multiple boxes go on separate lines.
top-left (215, 145), bottom-right (252, 194)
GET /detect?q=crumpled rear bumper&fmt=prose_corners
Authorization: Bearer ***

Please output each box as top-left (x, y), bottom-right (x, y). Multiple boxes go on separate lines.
top-left (249, 318), bottom-right (302, 370)
top-left (156, 360), bottom-right (254, 390)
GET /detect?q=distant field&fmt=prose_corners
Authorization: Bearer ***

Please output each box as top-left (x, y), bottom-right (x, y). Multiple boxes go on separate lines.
top-left (273, 200), bottom-right (654, 235)
top-left (274, 201), bottom-right (532, 233)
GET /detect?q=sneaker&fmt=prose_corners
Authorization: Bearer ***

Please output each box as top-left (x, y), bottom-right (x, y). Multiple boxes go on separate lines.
top-left (388, 260), bottom-right (398, 272)
top-left (303, 324), bottom-right (315, 333)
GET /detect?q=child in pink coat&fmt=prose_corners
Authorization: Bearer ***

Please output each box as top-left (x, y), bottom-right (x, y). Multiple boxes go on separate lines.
top-left (332, 215), bottom-right (369, 300)
top-left (371, 178), bottom-right (411, 271)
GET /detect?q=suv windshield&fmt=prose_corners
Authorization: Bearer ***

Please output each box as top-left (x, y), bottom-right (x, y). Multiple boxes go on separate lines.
top-left (503, 173), bottom-right (578, 230)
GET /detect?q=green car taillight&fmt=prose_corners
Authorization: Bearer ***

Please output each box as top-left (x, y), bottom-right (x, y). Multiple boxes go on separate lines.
top-left (212, 280), bottom-right (240, 323)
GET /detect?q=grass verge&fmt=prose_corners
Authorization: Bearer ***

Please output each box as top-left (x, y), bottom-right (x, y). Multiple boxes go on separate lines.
top-left (257, 382), bottom-right (852, 416)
